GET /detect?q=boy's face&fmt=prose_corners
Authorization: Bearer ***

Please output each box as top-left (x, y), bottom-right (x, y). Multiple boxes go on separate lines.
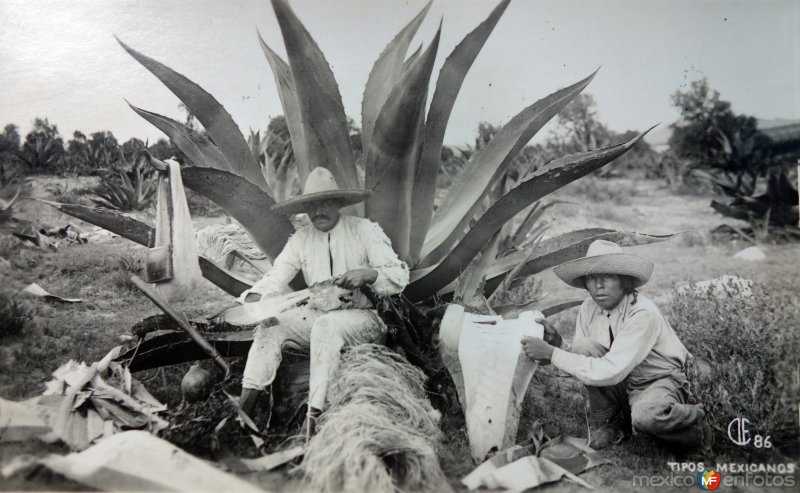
top-left (306, 199), bottom-right (341, 232)
top-left (585, 273), bottom-right (626, 310)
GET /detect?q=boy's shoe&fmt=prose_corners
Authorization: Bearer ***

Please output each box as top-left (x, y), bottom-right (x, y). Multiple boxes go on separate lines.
top-left (589, 423), bottom-right (627, 449)
top-left (699, 410), bottom-right (715, 455)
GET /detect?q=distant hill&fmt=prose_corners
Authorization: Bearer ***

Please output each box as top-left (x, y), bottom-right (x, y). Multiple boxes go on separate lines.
top-left (642, 118), bottom-right (800, 152)
top-left (757, 118), bottom-right (800, 130)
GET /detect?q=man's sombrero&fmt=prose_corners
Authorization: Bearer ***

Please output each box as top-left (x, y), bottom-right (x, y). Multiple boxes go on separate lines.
top-left (553, 240), bottom-right (654, 289)
top-left (271, 167), bottom-right (371, 215)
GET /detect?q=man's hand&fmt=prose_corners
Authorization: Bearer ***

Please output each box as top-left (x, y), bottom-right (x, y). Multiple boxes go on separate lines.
top-left (209, 300), bottom-right (252, 328)
top-left (335, 268), bottom-right (378, 290)
top-left (535, 315), bottom-right (563, 348)
top-left (521, 336), bottom-right (555, 362)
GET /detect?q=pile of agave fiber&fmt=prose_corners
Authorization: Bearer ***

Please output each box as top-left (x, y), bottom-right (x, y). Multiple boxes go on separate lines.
top-left (301, 344), bottom-right (447, 493)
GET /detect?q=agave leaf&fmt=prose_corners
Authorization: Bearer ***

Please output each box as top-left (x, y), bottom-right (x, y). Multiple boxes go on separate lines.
top-left (0, 186), bottom-right (20, 212)
top-left (407, 128), bottom-right (654, 301)
top-left (271, 0), bottom-right (360, 196)
top-left (116, 38), bottom-right (268, 194)
top-left (181, 168), bottom-right (294, 260)
top-left (410, 0), bottom-right (511, 264)
top-left (484, 228), bottom-right (676, 295)
top-left (36, 199), bottom-right (156, 246)
top-left (257, 32), bottom-right (310, 185)
top-left (365, 27), bottom-right (441, 262)
top-left (128, 104), bottom-right (231, 172)
top-left (494, 299), bottom-right (583, 319)
top-left (540, 299), bottom-right (584, 317)
top-left (418, 71), bottom-right (598, 268)
top-left (401, 44), bottom-right (423, 73)
top-left (361, 0), bottom-right (431, 153)
top-left (455, 229), bottom-right (501, 306)
top-left (198, 256), bottom-right (253, 297)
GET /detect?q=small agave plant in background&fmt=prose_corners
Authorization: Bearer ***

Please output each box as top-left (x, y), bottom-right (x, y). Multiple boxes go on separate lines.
top-left (51, 0), bottom-right (671, 312)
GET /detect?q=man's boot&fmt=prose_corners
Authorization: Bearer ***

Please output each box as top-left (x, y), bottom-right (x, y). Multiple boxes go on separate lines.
top-left (239, 388), bottom-right (265, 422)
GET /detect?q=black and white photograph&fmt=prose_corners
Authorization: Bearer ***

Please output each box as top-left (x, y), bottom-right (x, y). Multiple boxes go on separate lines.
top-left (0, 0), bottom-right (798, 491)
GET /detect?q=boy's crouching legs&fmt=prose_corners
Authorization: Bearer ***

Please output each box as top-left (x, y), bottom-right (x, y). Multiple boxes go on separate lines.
top-left (630, 377), bottom-right (709, 451)
top-left (572, 338), bottom-right (631, 448)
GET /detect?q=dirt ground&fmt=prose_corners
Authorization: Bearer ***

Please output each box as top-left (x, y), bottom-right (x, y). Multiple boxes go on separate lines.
top-left (1, 175), bottom-right (797, 492)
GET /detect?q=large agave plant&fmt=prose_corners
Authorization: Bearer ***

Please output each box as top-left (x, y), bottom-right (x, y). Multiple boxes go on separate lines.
top-left (52, 0), bottom-right (669, 311)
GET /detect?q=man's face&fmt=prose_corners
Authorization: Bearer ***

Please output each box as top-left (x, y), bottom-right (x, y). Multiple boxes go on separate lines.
top-left (306, 199), bottom-right (341, 232)
top-left (585, 273), bottom-right (626, 310)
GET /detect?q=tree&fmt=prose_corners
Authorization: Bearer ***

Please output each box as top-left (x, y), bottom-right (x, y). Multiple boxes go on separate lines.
top-left (0, 124), bottom-right (24, 184)
top-left (545, 93), bottom-right (658, 178)
top-left (147, 138), bottom-right (184, 163)
top-left (121, 137), bottom-right (147, 159)
top-left (20, 118), bottom-right (65, 173)
top-left (64, 130), bottom-right (122, 175)
top-left (0, 124), bottom-right (20, 155)
top-left (669, 78), bottom-right (771, 194)
top-left (550, 93), bottom-right (610, 154)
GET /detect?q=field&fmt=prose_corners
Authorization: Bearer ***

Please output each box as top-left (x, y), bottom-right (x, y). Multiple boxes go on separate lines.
top-left (1, 175), bottom-right (798, 492)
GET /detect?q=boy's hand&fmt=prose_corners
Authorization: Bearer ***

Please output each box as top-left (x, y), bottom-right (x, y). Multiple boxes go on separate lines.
top-left (535, 314), bottom-right (562, 348)
top-left (521, 336), bottom-right (555, 362)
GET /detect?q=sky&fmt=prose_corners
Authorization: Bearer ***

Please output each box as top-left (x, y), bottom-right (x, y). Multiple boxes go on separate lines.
top-left (1, 0), bottom-right (798, 147)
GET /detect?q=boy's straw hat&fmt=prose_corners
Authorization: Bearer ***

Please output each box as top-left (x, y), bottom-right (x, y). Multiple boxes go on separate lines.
top-left (553, 240), bottom-right (654, 289)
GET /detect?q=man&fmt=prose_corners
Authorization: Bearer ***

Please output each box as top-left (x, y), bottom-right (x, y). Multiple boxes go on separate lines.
top-left (236, 167), bottom-right (409, 436)
top-left (521, 240), bottom-right (712, 452)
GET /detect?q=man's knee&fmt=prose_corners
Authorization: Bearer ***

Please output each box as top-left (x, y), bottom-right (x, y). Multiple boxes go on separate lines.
top-left (310, 315), bottom-right (344, 349)
top-left (252, 322), bottom-right (290, 349)
top-left (572, 337), bottom-right (607, 357)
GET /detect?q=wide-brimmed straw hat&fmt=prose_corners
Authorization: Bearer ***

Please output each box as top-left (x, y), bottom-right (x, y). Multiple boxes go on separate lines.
top-left (271, 167), bottom-right (371, 215)
top-left (553, 240), bottom-right (654, 289)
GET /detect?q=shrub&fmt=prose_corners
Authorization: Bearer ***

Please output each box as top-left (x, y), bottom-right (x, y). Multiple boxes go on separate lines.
top-left (0, 292), bottom-right (33, 338)
top-left (113, 252), bottom-right (145, 291)
top-left (668, 281), bottom-right (800, 455)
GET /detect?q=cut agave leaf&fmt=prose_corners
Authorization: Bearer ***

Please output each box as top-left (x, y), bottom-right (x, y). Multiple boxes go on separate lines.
top-left (410, 0), bottom-right (512, 264)
top-left (128, 104), bottom-right (232, 173)
top-left (257, 32), bottom-right (310, 185)
top-left (117, 38), bottom-right (268, 193)
top-left (36, 200), bottom-right (155, 247)
top-left (408, 128), bottom-right (655, 301)
top-left (418, 71), bottom-right (598, 268)
top-left (36, 200), bottom-right (257, 296)
top-left (365, 27), bottom-right (441, 262)
top-left (271, 0), bottom-right (360, 195)
top-left (361, 0), bottom-right (431, 153)
top-left (181, 167), bottom-right (294, 260)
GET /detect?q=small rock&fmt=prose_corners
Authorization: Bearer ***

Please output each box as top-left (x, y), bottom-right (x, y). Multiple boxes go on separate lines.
top-left (677, 275), bottom-right (753, 299)
top-left (733, 246), bottom-right (766, 261)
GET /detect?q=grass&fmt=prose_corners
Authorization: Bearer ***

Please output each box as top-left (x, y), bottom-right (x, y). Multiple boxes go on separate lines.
top-left (1, 176), bottom-right (798, 492)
